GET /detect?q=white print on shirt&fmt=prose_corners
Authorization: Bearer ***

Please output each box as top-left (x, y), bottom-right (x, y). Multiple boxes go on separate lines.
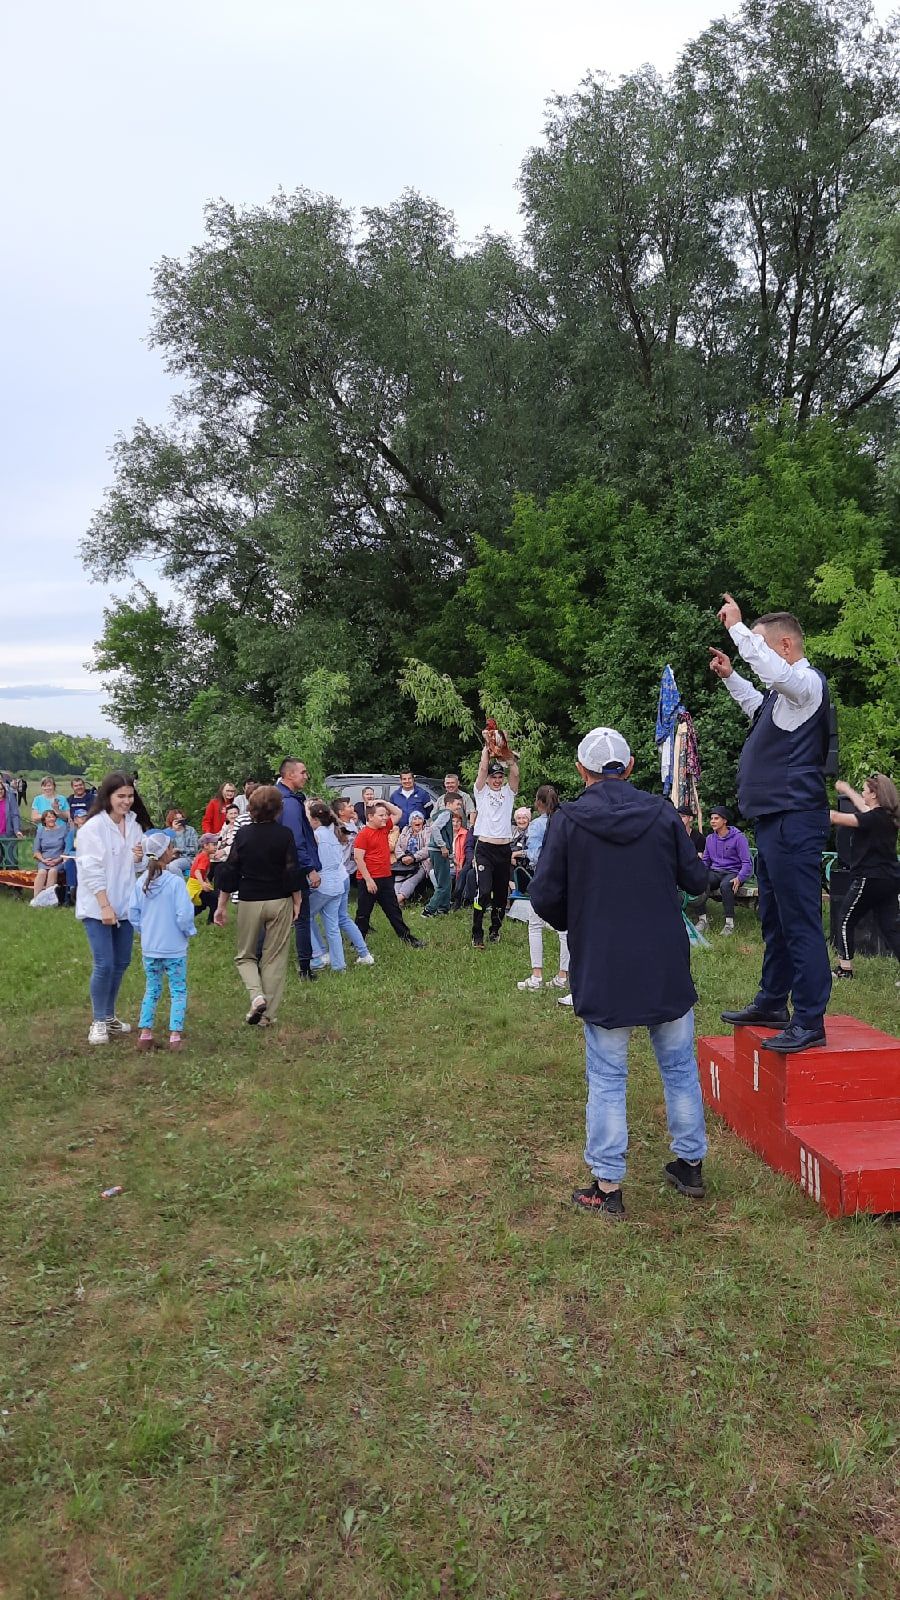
top-left (473, 783), bottom-right (515, 841)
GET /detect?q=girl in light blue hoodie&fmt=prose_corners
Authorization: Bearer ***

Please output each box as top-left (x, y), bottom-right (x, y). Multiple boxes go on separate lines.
top-left (130, 832), bottom-right (196, 1050)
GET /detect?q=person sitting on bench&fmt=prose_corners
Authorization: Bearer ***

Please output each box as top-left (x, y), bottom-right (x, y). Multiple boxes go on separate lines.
top-left (693, 807), bottom-right (753, 936)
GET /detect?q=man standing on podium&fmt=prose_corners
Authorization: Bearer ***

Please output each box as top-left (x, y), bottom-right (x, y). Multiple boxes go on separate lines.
top-left (710, 595), bottom-right (832, 1053)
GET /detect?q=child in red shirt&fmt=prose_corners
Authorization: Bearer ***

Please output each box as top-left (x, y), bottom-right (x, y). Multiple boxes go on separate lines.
top-left (353, 804), bottom-right (424, 947)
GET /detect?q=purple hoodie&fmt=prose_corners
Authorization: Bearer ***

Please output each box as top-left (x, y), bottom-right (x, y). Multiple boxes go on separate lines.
top-left (702, 825), bottom-right (753, 882)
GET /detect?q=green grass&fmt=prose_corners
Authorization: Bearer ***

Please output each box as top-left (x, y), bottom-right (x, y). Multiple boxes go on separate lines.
top-left (0, 897), bottom-right (897, 1599)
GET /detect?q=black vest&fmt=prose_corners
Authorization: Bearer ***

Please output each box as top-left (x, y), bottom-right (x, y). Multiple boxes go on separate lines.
top-left (737, 670), bottom-right (831, 819)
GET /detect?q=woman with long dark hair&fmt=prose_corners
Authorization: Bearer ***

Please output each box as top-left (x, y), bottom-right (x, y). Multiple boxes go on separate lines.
top-left (75, 772), bottom-right (144, 1044)
top-left (517, 785), bottom-right (570, 995)
top-left (202, 782), bottom-right (237, 837)
top-left (830, 774), bottom-right (900, 979)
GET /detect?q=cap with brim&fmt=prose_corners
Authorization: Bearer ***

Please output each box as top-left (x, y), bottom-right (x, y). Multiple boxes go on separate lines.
top-left (487, 760), bottom-right (505, 775)
top-left (409, 810), bottom-right (425, 821)
top-left (145, 831), bottom-right (172, 860)
top-left (577, 727), bottom-right (632, 773)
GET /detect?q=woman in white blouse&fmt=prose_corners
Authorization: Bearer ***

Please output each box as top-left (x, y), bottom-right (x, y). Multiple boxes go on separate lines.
top-left (75, 772), bottom-right (144, 1045)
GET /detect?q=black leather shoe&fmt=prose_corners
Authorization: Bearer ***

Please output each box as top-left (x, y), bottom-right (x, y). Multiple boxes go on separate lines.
top-left (720, 1003), bottom-right (791, 1028)
top-left (763, 1023), bottom-right (826, 1054)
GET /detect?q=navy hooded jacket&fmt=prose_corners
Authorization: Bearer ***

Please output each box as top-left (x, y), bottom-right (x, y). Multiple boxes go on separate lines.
top-left (275, 780), bottom-right (321, 874)
top-left (529, 779), bottom-right (708, 1029)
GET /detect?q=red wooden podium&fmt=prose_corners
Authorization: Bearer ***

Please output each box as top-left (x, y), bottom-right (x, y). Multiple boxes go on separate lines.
top-left (698, 1016), bottom-right (900, 1216)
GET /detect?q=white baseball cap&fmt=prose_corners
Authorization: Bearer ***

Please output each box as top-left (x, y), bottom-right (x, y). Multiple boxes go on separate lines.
top-left (144, 831), bottom-right (173, 859)
top-left (577, 727), bottom-right (632, 773)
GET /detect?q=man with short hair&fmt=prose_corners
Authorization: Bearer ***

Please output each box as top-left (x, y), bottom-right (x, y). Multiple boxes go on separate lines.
top-left (530, 726), bottom-right (709, 1220)
top-left (693, 806), bottom-right (753, 936)
top-left (441, 773), bottom-right (475, 822)
top-left (354, 786), bottom-right (377, 825)
top-left (390, 770), bottom-right (433, 826)
top-left (276, 758), bottom-right (322, 980)
top-left (711, 595), bottom-right (833, 1051)
top-left (66, 776), bottom-right (96, 822)
top-left (471, 729), bottom-right (520, 949)
top-left (353, 804), bottom-right (425, 947)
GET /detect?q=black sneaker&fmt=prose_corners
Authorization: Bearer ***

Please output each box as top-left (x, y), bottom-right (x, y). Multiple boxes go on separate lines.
top-left (664, 1158), bottom-right (705, 1198)
top-left (297, 966), bottom-right (318, 982)
top-left (406, 937), bottom-right (426, 950)
top-left (488, 927), bottom-right (502, 944)
top-left (720, 1003), bottom-right (790, 1028)
top-left (472, 934), bottom-right (485, 949)
top-left (832, 965), bottom-right (853, 979)
top-left (571, 1180), bottom-right (625, 1219)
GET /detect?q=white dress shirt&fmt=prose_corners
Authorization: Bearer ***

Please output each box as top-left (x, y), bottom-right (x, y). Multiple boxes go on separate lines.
top-left (724, 622), bottom-right (823, 731)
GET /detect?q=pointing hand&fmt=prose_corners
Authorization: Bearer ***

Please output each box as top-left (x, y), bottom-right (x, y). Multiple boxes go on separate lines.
top-left (708, 647), bottom-right (733, 680)
top-left (717, 592), bottom-right (742, 629)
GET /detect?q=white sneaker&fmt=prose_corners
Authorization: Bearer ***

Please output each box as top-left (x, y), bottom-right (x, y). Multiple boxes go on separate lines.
top-left (722, 923), bottom-right (735, 937)
top-left (312, 954), bottom-right (331, 970)
top-left (557, 994), bottom-right (574, 1009)
top-left (106, 1017), bottom-right (132, 1035)
top-left (696, 915), bottom-right (708, 932)
top-left (517, 975), bottom-right (543, 991)
top-left (88, 1021), bottom-right (109, 1045)
top-left (356, 952), bottom-right (375, 965)
top-left (548, 974), bottom-right (568, 990)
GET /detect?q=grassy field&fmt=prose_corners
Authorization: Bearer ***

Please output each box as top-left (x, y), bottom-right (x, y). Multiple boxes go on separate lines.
top-left (0, 895), bottom-right (897, 1599)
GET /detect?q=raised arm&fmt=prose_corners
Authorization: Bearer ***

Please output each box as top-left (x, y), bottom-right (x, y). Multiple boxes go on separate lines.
top-left (834, 780), bottom-right (867, 811)
top-left (709, 647), bottom-right (764, 720)
top-left (474, 740), bottom-right (491, 794)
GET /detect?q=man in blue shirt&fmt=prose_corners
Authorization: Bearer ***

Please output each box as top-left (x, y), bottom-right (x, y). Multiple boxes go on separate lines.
top-left (389, 770), bottom-right (433, 827)
top-left (67, 777), bottom-right (96, 823)
top-left (276, 758), bottom-right (322, 981)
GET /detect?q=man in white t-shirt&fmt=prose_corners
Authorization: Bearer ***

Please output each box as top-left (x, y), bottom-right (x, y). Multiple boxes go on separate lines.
top-left (471, 731), bottom-right (520, 948)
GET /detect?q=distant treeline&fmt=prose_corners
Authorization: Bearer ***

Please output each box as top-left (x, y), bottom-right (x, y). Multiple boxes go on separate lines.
top-left (0, 722), bottom-right (123, 775)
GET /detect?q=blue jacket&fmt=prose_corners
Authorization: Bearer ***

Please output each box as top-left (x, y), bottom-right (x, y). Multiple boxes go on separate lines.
top-left (389, 783), bottom-right (433, 826)
top-left (530, 778), bottom-right (708, 1029)
top-left (525, 812), bottom-right (549, 867)
top-left (275, 781), bottom-right (321, 873)
top-left (130, 868), bottom-right (197, 958)
top-left (312, 824), bottom-right (346, 895)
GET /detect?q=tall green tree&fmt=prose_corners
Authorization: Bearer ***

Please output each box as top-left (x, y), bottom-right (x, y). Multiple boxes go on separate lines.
top-left (86, 1), bottom-right (898, 794)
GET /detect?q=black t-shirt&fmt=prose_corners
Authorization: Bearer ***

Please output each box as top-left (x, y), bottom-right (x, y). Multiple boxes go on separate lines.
top-left (849, 807), bottom-right (900, 877)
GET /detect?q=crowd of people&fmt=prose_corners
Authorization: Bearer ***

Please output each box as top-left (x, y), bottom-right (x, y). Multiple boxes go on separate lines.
top-left (3, 595), bottom-right (900, 1218)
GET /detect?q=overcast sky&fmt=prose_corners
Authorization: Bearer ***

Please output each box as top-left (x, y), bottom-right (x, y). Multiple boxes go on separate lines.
top-left (0, 0), bottom-right (746, 745)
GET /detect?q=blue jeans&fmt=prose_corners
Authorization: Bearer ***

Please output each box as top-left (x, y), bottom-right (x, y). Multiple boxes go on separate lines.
top-left (139, 956), bottom-right (188, 1032)
top-left (425, 848), bottom-right (452, 912)
top-left (309, 888), bottom-right (346, 971)
top-left (754, 810), bottom-right (832, 1029)
top-left (583, 1009), bottom-right (706, 1185)
top-left (82, 917), bottom-right (135, 1022)
top-left (310, 881), bottom-right (369, 967)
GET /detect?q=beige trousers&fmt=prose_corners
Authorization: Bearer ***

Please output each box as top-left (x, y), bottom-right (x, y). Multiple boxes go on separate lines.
top-left (234, 897), bottom-right (294, 1021)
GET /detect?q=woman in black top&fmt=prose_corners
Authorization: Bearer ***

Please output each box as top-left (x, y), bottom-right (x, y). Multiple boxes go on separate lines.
top-left (830, 774), bottom-right (900, 977)
top-left (214, 785), bottom-right (303, 1025)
